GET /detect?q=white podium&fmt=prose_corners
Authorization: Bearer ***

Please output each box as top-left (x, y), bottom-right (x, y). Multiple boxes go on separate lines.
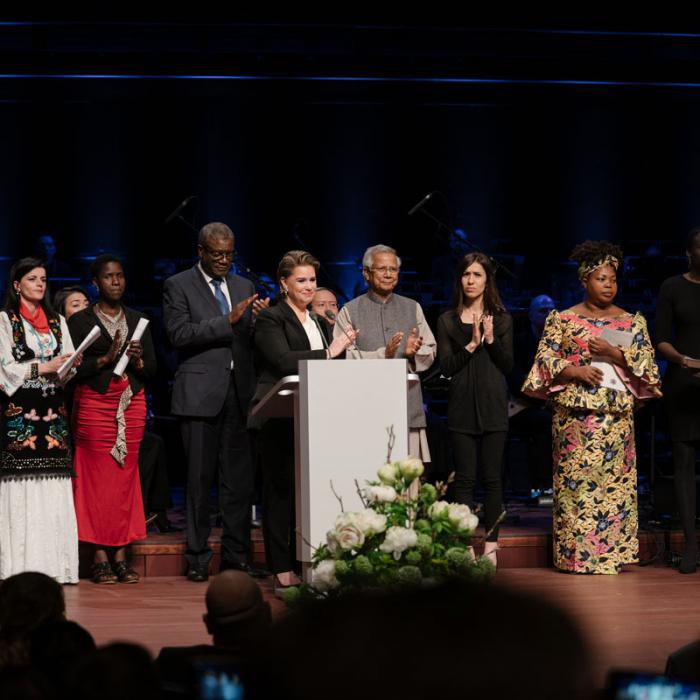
top-left (252, 359), bottom-right (418, 579)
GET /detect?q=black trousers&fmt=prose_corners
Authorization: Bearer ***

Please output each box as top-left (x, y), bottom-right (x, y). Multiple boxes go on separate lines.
top-left (509, 406), bottom-right (553, 490)
top-left (138, 430), bottom-right (172, 513)
top-left (180, 376), bottom-right (254, 568)
top-left (673, 440), bottom-right (700, 551)
top-left (450, 430), bottom-right (506, 542)
top-left (258, 417), bottom-right (297, 574)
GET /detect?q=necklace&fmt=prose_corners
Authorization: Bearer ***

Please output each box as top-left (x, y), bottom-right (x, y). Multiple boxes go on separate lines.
top-left (95, 303), bottom-right (123, 322)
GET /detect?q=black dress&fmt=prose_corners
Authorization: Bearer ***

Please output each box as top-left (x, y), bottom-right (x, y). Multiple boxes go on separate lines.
top-left (655, 275), bottom-right (700, 442)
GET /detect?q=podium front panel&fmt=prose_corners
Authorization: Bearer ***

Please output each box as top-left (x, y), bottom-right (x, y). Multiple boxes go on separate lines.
top-left (296, 359), bottom-right (410, 564)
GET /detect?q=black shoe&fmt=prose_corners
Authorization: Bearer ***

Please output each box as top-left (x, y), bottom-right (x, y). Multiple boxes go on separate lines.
top-left (187, 565), bottom-right (209, 582)
top-left (219, 560), bottom-right (270, 578)
top-left (679, 547), bottom-right (698, 574)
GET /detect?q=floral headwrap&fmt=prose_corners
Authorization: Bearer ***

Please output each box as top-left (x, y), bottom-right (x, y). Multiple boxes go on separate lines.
top-left (577, 255), bottom-right (620, 280)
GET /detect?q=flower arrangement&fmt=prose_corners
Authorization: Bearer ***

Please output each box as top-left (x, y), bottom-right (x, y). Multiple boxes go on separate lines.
top-left (284, 442), bottom-right (494, 604)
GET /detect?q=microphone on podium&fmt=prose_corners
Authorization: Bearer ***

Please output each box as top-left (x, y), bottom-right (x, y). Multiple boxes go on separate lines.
top-left (325, 310), bottom-right (361, 356)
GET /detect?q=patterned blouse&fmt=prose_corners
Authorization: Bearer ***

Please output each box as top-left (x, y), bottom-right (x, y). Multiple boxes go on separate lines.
top-left (522, 310), bottom-right (661, 413)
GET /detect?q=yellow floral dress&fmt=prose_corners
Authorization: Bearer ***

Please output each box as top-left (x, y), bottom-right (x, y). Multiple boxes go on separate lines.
top-left (522, 310), bottom-right (661, 574)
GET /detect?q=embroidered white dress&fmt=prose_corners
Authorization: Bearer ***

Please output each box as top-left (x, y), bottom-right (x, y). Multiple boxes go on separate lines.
top-left (0, 312), bottom-right (79, 583)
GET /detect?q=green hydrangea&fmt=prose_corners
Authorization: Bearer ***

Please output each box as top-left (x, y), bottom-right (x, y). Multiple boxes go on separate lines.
top-left (420, 483), bottom-right (437, 504)
top-left (281, 585), bottom-right (302, 606)
top-left (405, 550), bottom-right (422, 566)
top-left (353, 555), bottom-right (373, 576)
top-left (445, 547), bottom-right (471, 570)
top-left (414, 519), bottom-right (432, 534)
top-left (416, 533), bottom-right (433, 555)
top-left (397, 565), bottom-right (422, 586)
top-left (471, 555), bottom-right (496, 582)
top-left (335, 560), bottom-right (350, 578)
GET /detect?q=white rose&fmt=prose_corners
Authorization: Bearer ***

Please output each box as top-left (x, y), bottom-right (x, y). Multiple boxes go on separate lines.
top-left (447, 503), bottom-right (479, 532)
top-left (355, 508), bottom-right (387, 536)
top-left (398, 456), bottom-right (424, 481)
top-left (364, 485), bottom-right (398, 503)
top-left (428, 501), bottom-right (450, 519)
top-left (377, 462), bottom-right (400, 485)
top-left (379, 526), bottom-right (418, 560)
top-left (336, 523), bottom-right (365, 551)
top-left (334, 512), bottom-right (357, 528)
top-left (312, 559), bottom-right (338, 591)
top-left (326, 528), bottom-right (341, 556)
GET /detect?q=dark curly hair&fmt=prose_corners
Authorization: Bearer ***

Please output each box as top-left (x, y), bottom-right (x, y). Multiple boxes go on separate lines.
top-left (569, 240), bottom-right (624, 275)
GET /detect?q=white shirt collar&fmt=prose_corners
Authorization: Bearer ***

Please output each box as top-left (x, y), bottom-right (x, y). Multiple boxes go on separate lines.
top-left (198, 261), bottom-right (224, 285)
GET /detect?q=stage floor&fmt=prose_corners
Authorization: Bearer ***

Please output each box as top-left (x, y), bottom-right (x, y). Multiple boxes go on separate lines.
top-left (64, 565), bottom-right (700, 690)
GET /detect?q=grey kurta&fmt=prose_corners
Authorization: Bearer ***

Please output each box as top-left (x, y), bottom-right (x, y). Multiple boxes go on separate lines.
top-left (334, 291), bottom-right (436, 439)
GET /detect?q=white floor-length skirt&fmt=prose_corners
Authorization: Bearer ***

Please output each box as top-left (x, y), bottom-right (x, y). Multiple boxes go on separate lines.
top-left (0, 475), bottom-right (79, 583)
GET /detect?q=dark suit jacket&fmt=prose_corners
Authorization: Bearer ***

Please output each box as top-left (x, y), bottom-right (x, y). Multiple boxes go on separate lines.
top-left (163, 265), bottom-right (255, 418)
top-left (68, 305), bottom-right (157, 394)
top-left (249, 301), bottom-right (331, 429)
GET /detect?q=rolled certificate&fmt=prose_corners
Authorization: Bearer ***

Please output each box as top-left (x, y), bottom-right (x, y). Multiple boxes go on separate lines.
top-left (58, 325), bottom-right (102, 381)
top-left (113, 317), bottom-right (149, 377)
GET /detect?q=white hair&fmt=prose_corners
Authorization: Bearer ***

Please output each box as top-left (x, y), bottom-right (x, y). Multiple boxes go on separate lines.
top-left (362, 244), bottom-right (402, 270)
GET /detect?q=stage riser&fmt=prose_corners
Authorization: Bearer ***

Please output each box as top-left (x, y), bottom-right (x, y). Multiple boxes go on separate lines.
top-left (76, 532), bottom-right (678, 577)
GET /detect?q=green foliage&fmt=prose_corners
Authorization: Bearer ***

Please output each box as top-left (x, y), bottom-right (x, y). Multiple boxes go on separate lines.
top-left (405, 550), bottom-right (422, 566)
top-left (295, 456), bottom-right (491, 605)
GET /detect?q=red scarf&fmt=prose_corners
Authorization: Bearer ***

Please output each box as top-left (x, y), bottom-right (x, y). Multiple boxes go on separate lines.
top-left (19, 298), bottom-right (50, 333)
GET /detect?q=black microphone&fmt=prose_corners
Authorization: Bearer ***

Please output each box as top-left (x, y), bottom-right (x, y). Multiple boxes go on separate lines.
top-left (165, 195), bottom-right (196, 224)
top-left (407, 192), bottom-right (434, 217)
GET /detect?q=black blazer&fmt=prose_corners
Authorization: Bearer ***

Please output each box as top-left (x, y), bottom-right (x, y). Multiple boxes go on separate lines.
top-left (436, 309), bottom-right (513, 434)
top-left (68, 305), bottom-right (157, 394)
top-left (163, 265), bottom-right (256, 418)
top-left (249, 301), bottom-right (332, 429)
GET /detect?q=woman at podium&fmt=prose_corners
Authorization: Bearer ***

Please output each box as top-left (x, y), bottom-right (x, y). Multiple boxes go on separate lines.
top-left (250, 250), bottom-right (355, 591)
top-left (523, 240), bottom-right (660, 574)
top-left (436, 252), bottom-right (513, 568)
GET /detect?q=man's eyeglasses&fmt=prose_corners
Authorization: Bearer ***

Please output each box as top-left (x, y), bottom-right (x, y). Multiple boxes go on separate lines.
top-left (201, 245), bottom-right (234, 261)
top-left (369, 266), bottom-right (399, 275)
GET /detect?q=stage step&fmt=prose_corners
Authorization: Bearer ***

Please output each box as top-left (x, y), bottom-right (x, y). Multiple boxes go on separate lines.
top-left (97, 509), bottom-right (683, 577)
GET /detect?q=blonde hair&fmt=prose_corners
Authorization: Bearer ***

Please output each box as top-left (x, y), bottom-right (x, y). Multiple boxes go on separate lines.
top-left (277, 250), bottom-right (320, 296)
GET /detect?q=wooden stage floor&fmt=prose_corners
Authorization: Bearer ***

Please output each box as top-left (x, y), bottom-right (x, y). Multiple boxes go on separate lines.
top-left (64, 566), bottom-right (700, 690)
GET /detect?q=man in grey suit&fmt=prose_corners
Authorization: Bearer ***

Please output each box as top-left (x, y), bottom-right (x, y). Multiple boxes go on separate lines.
top-left (163, 222), bottom-right (262, 582)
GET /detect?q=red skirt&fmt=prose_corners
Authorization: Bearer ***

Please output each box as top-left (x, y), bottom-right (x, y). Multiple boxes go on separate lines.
top-left (72, 378), bottom-right (146, 546)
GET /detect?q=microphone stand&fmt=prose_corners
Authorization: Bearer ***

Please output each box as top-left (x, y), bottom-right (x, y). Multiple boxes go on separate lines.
top-left (410, 194), bottom-right (516, 280)
top-left (234, 253), bottom-right (276, 299)
top-left (164, 195), bottom-right (198, 234)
